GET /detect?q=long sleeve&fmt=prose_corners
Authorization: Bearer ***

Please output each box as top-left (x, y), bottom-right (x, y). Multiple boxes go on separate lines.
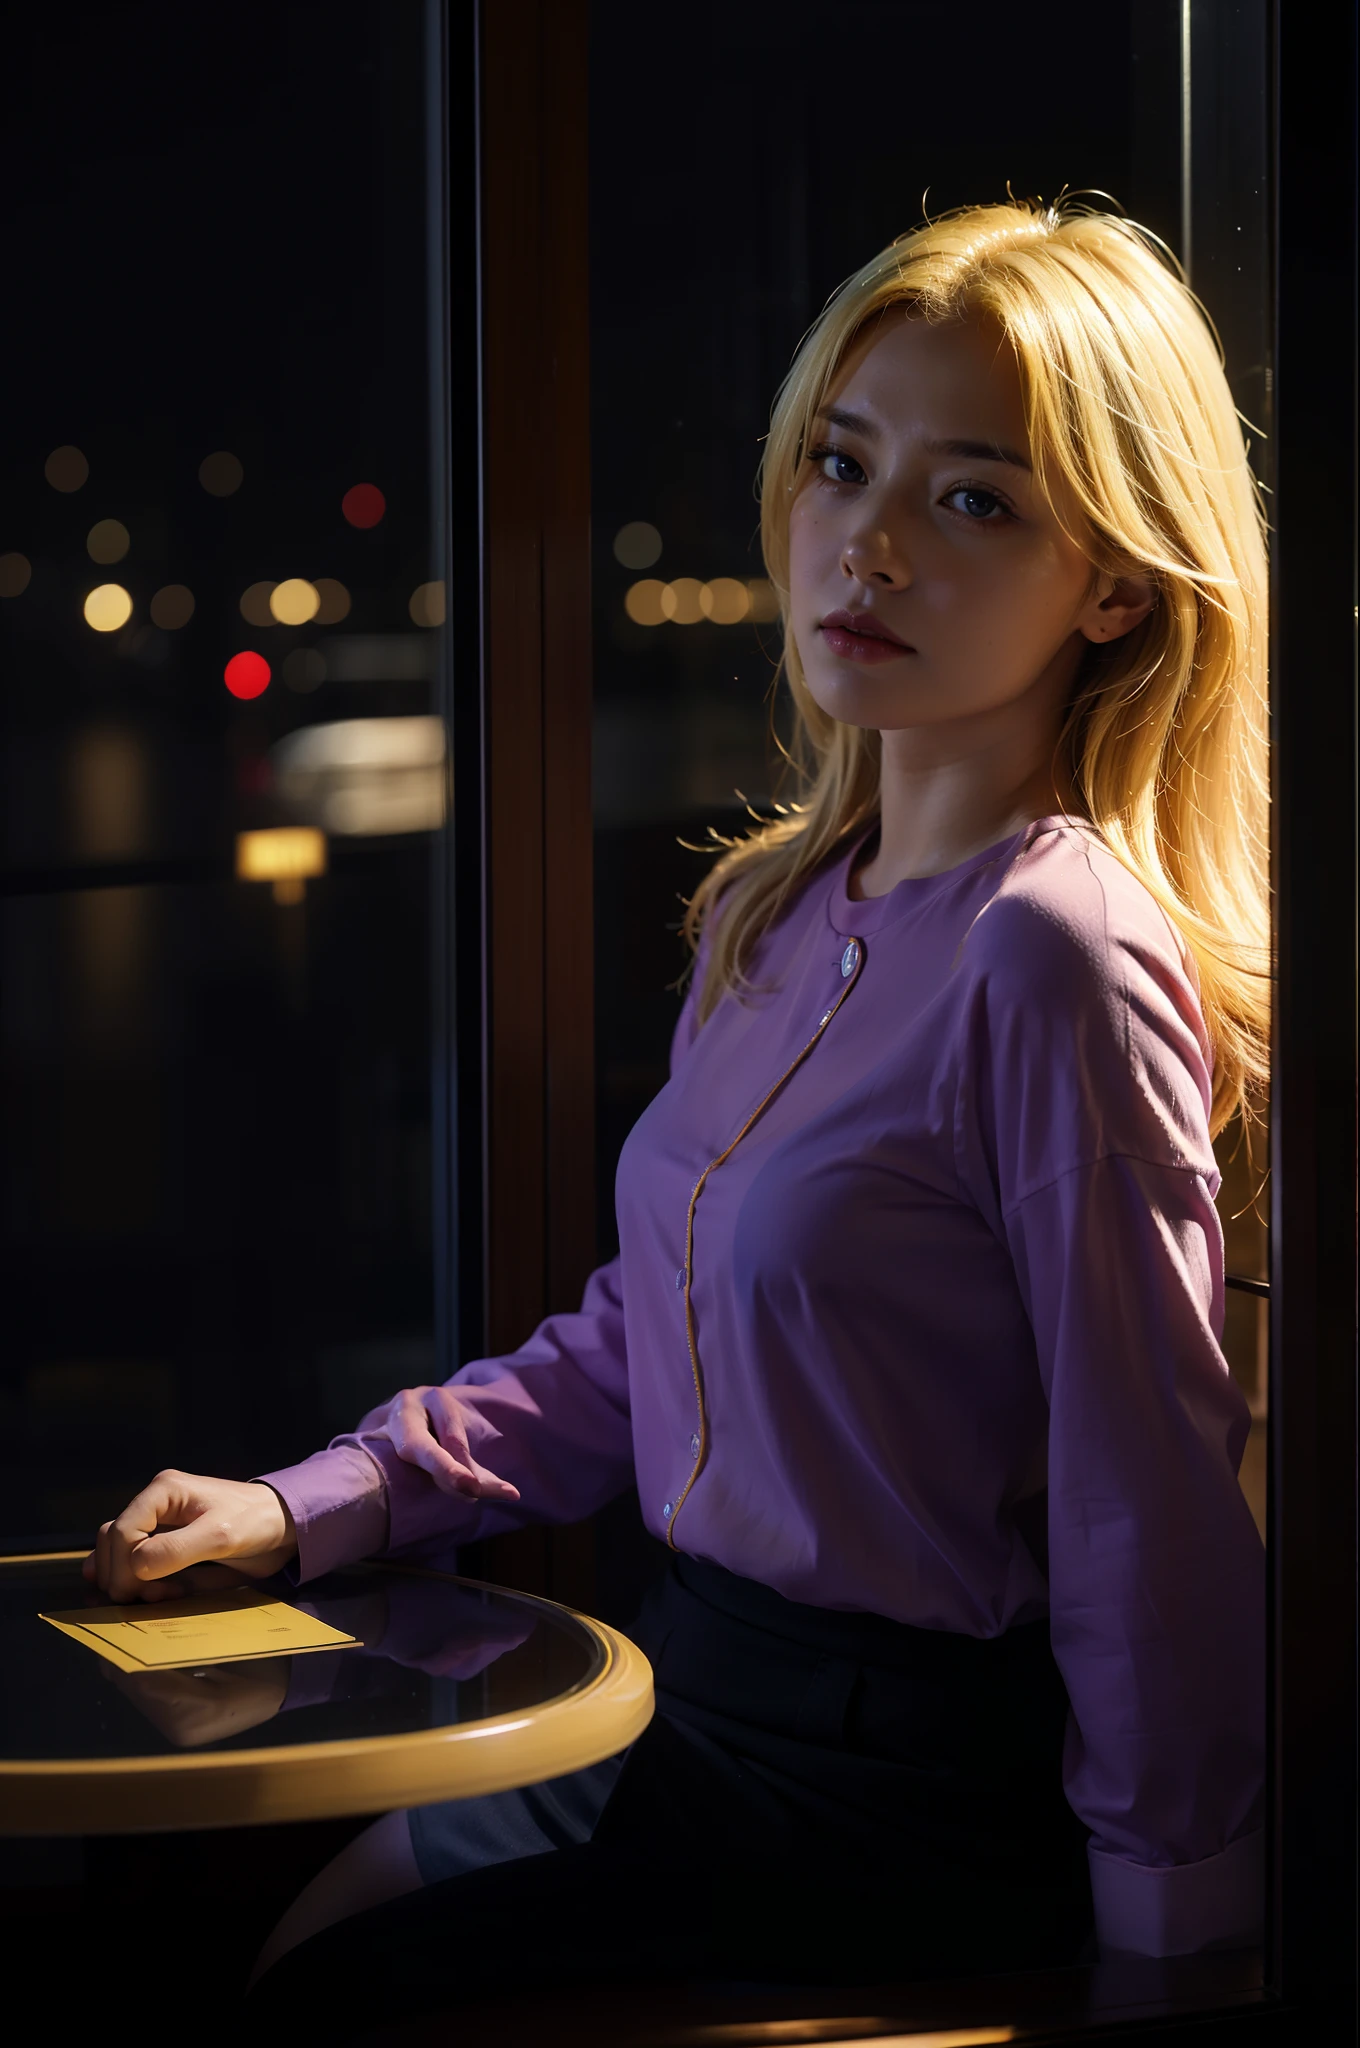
top-left (1003, 1153), bottom-right (1265, 1957)
top-left (260, 942), bottom-right (712, 1584)
top-left (261, 1253), bottom-right (635, 1581)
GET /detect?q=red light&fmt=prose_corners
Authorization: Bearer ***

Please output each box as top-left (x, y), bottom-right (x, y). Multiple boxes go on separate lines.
top-left (342, 482), bottom-right (386, 529)
top-left (224, 650), bottom-right (271, 699)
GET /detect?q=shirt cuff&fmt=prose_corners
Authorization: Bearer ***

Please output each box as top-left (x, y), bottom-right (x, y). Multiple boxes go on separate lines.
top-left (255, 1444), bottom-right (390, 1584)
top-left (1089, 1830), bottom-right (1264, 1958)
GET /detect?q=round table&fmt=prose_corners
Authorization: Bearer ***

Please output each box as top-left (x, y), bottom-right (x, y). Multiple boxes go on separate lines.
top-left (0, 1553), bottom-right (653, 1834)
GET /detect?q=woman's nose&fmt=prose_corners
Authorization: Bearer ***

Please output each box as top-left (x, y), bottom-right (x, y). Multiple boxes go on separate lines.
top-left (841, 522), bottom-right (911, 588)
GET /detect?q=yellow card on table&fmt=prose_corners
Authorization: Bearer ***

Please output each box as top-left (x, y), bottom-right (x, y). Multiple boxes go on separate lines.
top-left (40, 1587), bottom-right (360, 1674)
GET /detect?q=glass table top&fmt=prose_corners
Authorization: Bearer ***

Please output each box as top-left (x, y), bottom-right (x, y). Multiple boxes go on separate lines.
top-left (0, 1556), bottom-right (605, 1762)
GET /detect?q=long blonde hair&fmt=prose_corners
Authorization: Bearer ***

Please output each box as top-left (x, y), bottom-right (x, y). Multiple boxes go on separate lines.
top-left (680, 195), bottom-right (1270, 1137)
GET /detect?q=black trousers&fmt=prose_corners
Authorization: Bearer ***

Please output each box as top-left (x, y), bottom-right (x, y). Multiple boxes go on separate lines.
top-left (250, 1554), bottom-right (1094, 2036)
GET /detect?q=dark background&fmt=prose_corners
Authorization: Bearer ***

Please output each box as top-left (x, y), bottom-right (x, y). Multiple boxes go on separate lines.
top-left (0, 1), bottom-right (443, 1538)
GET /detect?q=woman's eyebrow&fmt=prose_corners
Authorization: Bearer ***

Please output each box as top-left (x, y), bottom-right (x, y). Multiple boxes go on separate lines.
top-left (924, 435), bottom-right (1032, 472)
top-left (814, 407), bottom-right (1031, 473)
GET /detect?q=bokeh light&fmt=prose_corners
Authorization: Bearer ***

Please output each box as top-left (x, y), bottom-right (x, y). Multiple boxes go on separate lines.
top-left (284, 648), bottom-right (326, 693)
top-left (224, 651), bottom-right (271, 699)
top-left (45, 446), bottom-right (89, 493)
top-left (624, 579), bottom-right (667, 626)
top-left (150, 584), bottom-right (195, 629)
top-left (700, 577), bottom-right (751, 624)
top-left (0, 552), bottom-right (32, 598)
top-left (86, 518), bottom-right (130, 565)
top-left (747, 578), bottom-right (780, 622)
top-left (83, 584), bottom-right (133, 633)
top-left (200, 451), bottom-right (244, 497)
top-left (270, 577), bottom-right (321, 625)
top-left (613, 521), bottom-right (662, 570)
top-left (313, 577), bottom-right (351, 624)
top-left (240, 581), bottom-right (277, 626)
top-left (409, 580), bottom-right (446, 627)
top-left (236, 825), bottom-right (327, 906)
top-left (272, 717), bottom-right (447, 837)
top-left (341, 483), bottom-right (386, 529)
top-left (660, 577), bottom-right (705, 625)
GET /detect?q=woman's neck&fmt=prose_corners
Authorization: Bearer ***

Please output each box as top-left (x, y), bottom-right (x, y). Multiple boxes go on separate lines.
top-left (849, 735), bottom-right (1076, 900)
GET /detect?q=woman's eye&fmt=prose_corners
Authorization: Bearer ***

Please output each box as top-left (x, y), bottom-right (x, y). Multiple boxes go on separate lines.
top-left (942, 483), bottom-right (1012, 524)
top-left (810, 445), bottom-right (866, 486)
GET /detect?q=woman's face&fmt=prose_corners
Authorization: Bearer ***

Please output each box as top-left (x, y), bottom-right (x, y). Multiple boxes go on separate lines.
top-left (787, 311), bottom-right (1113, 742)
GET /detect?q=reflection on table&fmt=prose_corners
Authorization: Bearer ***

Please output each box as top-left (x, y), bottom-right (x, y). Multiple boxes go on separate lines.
top-left (0, 1557), bottom-right (652, 1833)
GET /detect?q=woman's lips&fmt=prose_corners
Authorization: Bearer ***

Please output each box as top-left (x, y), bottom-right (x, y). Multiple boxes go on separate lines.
top-left (819, 611), bottom-right (914, 664)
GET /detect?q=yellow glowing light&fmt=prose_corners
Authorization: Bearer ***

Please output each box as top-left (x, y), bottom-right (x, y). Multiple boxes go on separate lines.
top-left (150, 584), bottom-right (195, 629)
top-left (45, 445), bottom-right (89, 493)
top-left (817, 2034), bottom-right (1014, 2048)
top-left (660, 577), bottom-right (704, 624)
top-left (270, 577), bottom-right (322, 626)
top-left (700, 577), bottom-right (750, 624)
top-left (613, 521), bottom-right (662, 570)
top-left (240, 581), bottom-right (277, 627)
top-left (313, 577), bottom-right (351, 624)
top-left (86, 518), bottom-right (130, 565)
top-left (200, 451), bottom-right (244, 497)
top-left (624, 579), bottom-right (667, 627)
top-left (236, 826), bottom-right (327, 904)
top-left (746, 577), bottom-right (780, 622)
top-left (409, 580), bottom-right (446, 628)
top-left (0, 552), bottom-right (32, 598)
top-left (83, 584), bottom-right (133, 633)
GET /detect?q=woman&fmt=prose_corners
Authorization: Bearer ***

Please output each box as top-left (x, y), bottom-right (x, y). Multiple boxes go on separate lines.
top-left (88, 196), bottom-right (1268, 2020)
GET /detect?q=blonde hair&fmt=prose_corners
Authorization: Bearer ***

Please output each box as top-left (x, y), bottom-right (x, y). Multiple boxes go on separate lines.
top-left (680, 195), bottom-right (1270, 1138)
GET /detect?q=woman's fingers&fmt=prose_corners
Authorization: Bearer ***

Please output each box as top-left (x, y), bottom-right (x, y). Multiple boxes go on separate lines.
top-left (419, 1388), bottom-right (518, 1500)
top-left (90, 1473), bottom-right (295, 1603)
top-left (388, 1393), bottom-right (482, 1494)
top-left (385, 1387), bottom-right (519, 1503)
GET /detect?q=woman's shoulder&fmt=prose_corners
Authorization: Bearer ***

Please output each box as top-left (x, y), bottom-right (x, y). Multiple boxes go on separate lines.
top-left (963, 819), bottom-right (1213, 1089)
top-left (957, 822), bottom-right (1218, 1181)
top-left (966, 820), bottom-right (1198, 1005)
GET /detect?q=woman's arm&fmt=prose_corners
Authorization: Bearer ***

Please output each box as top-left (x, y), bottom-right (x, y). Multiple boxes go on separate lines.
top-left (260, 1253), bottom-right (635, 1580)
top-left (1005, 1153), bottom-right (1265, 1959)
top-left (87, 930), bottom-right (713, 1600)
top-left (262, 929), bottom-right (715, 1582)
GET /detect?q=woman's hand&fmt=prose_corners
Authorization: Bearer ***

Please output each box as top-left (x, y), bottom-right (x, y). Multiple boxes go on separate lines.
top-left (82, 1472), bottom-right (299, 1603)
top-left (110, 1659), bottom-right (292, 1748)
top-left (382, 1385), bottom-right (521, 1505)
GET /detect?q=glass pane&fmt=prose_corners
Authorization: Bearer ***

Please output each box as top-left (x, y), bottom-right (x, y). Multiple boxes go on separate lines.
top-left (0, 4), bottom-right (450, 1539)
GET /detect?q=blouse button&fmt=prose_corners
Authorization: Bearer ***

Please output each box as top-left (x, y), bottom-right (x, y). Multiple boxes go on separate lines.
top-left (841, 939), bottom-right (861, 977)
top-left (662, 1500), bottom-right (673, 1521)
top-left (689, 1433), bottom-right (700, 1457)
top-left (675, 1267), bottom-right (685, 1290)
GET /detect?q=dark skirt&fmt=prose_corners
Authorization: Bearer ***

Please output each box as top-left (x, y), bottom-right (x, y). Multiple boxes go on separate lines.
top-left (251, 1552), bottom-right (1094, 2035)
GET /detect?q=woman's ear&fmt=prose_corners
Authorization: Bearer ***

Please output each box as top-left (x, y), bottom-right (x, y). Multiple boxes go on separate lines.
top-left (1077, 570), bottom-right (1159, 644)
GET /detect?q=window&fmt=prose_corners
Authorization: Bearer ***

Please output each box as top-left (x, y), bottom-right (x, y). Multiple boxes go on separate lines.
top-left (0, 1), bottom-right (454, 1533)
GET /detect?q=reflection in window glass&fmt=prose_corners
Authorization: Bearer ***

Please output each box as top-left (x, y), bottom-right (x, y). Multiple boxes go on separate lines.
top-left (0, 4), bottom-right (448, 1535)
